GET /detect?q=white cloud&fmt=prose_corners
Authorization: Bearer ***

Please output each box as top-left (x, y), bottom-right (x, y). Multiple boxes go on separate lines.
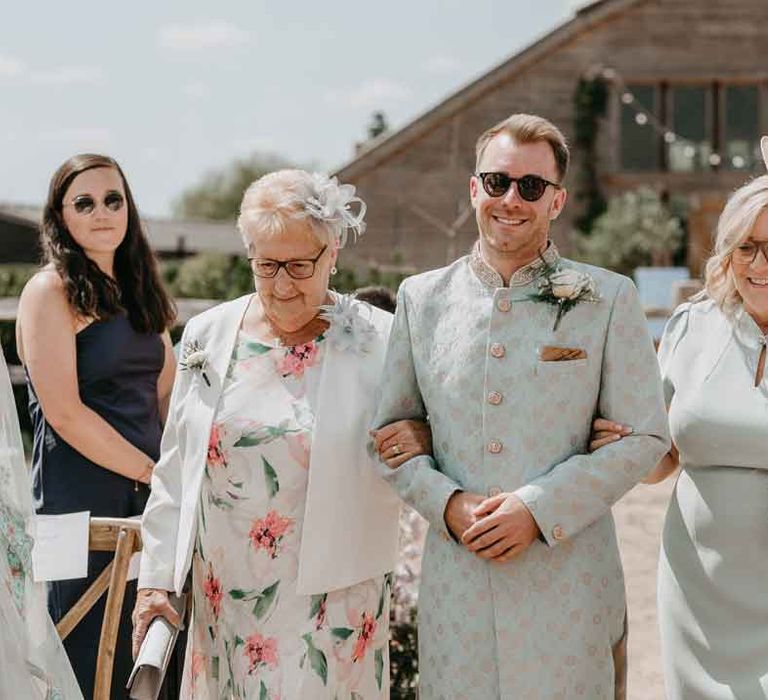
top-left (31, 66), bottom-right (104, 86)
top-left (0, 54), bottom-right (25, 78)
top-left (158, 20), bottom-right (250, 51)
top-left (423, 54), bottom-right (461, 76)
top-left (182, 81), bottom-right (210, 100)
top-left (39, 127), bottom-right (113, 149)
top-left (325, 78), bottom-right (411, 110)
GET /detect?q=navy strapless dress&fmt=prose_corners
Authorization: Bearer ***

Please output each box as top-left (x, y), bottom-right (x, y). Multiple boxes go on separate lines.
top-left (27, 314), bottom-right (181, 699)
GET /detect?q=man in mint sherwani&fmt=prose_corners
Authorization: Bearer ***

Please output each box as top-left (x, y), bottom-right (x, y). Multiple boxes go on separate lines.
top-left (372, 114), bottom-right (670, 699)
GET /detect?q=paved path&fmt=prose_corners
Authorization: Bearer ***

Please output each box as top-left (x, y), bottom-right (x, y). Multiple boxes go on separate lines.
top-left (613, 477), bottom-right (676, 700)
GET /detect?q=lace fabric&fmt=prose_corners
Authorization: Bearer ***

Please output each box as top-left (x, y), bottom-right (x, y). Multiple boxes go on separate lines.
top-left (0, 348), bottom-right (83, 699)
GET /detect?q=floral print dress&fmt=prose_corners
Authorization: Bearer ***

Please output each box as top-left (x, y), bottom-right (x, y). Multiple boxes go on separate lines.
top-left (182, 331), bottom-right (390, 700)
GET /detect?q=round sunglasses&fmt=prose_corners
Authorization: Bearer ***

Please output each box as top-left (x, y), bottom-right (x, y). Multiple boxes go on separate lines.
top-left (64, 191), bottom-right (125, 215)
top-left (475, 172), bottom-right (561, 202)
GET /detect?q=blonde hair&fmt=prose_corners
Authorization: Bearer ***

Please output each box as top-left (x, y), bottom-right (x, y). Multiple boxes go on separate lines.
top-left (698, 174), bottom-right (768, 312)
top-left (237, 169), bottom-right (341, 248)
top-left (475, 113), bottom-right (570, 181)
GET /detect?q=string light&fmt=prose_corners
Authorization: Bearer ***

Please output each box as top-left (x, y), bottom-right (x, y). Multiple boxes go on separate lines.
top-left (597, 65), bottom-right (751, 170)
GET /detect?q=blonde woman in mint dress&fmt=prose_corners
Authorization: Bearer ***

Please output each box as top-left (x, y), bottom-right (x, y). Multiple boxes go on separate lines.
top-left (593, 171), bottom-right (768, 699)
top-left (133, 170), bottom-right (431, 699)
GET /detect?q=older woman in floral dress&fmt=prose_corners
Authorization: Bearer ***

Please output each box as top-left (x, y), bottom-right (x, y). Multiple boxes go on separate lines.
top-left (133, 170), bottom-right (429, 699)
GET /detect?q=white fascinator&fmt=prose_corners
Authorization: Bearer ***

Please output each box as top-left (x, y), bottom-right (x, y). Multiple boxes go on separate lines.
top-left (302, 173), bottom-right (366, 248)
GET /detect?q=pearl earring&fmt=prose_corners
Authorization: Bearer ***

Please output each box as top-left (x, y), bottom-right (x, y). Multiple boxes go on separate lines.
top-left (331, 266), bottom-right (338, 275)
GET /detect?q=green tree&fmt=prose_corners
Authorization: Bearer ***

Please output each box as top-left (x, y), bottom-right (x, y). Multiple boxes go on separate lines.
top-left (173, 153), bottom-right (294, 221)
top-left (574, 187), bottom-right (685, 276)
top-left (367, 111), bottom-right (389, 140)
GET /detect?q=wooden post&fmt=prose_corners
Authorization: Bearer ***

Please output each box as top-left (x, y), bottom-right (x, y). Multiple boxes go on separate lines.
top-left (92, 527), bottom-right (136, 700)
top-left (56, 562), bottom-right (114, 641)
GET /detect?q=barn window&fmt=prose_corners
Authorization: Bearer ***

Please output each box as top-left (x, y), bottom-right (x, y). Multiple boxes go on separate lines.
top-left (619, 81), bottom-right (762, 173)
top-left (620, 85), bottom-right (660, 171)
top-left (722, 85), bottom-right (760, 171)
top-left (668, 86), bottom-right (711, 172)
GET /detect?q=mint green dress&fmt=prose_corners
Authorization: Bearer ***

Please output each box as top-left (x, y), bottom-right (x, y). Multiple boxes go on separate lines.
top-left (658, 300), bottom-right (768, 700)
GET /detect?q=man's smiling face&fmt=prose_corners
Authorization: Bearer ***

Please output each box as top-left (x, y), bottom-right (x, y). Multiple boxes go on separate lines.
top-left (470, 133), bottom-right (567, 262)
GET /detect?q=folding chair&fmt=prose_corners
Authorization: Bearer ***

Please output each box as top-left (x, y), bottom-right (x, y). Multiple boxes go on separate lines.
top-left (55, 517), bottom-right (142, 700)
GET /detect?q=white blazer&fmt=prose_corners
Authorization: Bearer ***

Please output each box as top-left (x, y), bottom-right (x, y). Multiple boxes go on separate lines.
top-left (139, 294), bottom-right (401, 595)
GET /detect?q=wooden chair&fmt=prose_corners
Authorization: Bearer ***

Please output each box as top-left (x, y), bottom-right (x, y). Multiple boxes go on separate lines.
top-left (55, 517), bottom-right (143, 700)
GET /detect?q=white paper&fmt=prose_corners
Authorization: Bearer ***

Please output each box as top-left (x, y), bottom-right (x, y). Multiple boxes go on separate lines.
top-left (32, 511), bottom-right (90, 582)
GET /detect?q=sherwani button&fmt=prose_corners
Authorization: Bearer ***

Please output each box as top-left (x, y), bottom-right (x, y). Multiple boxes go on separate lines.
top-left (552, 525), bottom-right (566, 541)
top-left (490, 343), bottom-right (506, 358)
top-left (497, 298), bottom-right (511, 312)
top-left (488, 391), bottom-right (503, 406)
top-left (488, 440), bottom-right (503, 454)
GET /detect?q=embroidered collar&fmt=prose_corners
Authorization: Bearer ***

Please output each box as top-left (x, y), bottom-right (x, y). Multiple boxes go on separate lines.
top-left (468, 240), bottom-right (560, 288)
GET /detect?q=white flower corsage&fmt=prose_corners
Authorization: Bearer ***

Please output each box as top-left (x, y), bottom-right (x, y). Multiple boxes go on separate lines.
top-left (304, 173), bottom-right (367, 247)
top-left (319, 295), bottom-right (376, 354)
top-left (180, 339), bottom-right (211, 386)
top-left (533, 262), bottom-right (600, 331)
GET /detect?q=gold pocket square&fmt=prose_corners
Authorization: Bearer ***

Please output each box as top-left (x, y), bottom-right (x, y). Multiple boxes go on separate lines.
top-left (539, 345), bottom-right (588, 362)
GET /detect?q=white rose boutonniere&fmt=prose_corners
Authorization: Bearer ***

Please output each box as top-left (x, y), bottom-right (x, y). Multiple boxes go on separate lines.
top-left (180, 339), bottom-right (211, 386)
top-left (319, 294), bottom-right (377, 354)
top-left (533, 262), bottom-right (600, 331)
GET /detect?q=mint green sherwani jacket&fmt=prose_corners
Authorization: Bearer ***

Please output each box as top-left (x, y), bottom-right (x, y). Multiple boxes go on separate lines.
top-left (373, 245), bottom-right (670, 699)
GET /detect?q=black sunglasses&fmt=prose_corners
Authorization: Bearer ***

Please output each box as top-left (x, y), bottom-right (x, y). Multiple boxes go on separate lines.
top-left (248, 245), bottom-right (328, 280)
top-left (64, 191), bottom-right (125, 215)
top-left (475, 172), bottom-right (561, 202)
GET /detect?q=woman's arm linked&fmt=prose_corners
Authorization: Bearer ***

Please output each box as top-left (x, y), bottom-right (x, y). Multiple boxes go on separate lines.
top-left (589, 417), bottom-right (679, 484)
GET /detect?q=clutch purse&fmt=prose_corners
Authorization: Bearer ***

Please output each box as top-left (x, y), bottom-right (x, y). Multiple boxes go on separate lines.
top-left (126, 592), bottom-right (188, 700)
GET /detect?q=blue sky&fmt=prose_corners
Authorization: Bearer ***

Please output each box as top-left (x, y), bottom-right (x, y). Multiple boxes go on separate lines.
top-left (1, 1), bottom-right (581, 216)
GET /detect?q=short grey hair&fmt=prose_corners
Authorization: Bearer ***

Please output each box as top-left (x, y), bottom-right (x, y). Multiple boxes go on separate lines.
top-left (237, 170), bottom-right (339, 248)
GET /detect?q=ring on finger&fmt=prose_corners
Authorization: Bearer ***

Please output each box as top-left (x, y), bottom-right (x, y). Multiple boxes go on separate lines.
top-left (391, 443), bottom-right (402, 456)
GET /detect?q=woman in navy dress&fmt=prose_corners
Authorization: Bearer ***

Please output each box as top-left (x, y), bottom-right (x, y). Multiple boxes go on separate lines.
top-left (15, 153), bottom-right (177, 699)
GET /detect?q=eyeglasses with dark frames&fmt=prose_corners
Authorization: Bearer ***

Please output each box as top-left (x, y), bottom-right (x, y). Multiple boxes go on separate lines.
top-left (248, 245), bottom-right (328, 279)
top-left (475, 172), bottom-right (561, 202)
top-left (732, 240), bottom-right (768, 266)
top-left (63, 191), bottom-right (125, 215)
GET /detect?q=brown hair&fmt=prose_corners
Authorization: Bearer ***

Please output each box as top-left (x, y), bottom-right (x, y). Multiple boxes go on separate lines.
top-left (41, 153), bottom-right (175, 333)
top-left (475, 113), bottom-right (570, 182)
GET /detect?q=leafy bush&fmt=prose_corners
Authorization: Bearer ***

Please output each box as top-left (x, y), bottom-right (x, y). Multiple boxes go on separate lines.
top-left (0, 265), bottom-right (36, 297)
top-left (574, 187), bottom-right (685, 276)
top-left (390, 607), bottom-right (418, 698)
top-left (162, 254), bottom-right (253, 300)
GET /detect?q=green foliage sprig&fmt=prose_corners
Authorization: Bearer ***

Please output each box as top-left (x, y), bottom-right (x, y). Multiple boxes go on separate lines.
top-left (573, 76), bottom-right (609, 233)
